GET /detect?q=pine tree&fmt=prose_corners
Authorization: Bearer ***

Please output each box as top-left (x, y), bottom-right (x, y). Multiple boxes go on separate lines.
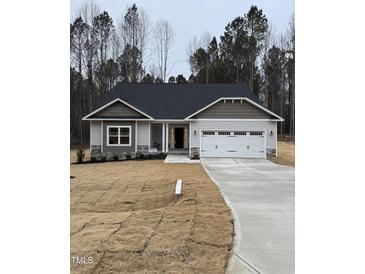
top-left (176, 74), bottom-right (187, 84)
top-left (244, 6), bottom-right (268, 91)
top-left (168, 76), bottom-right (176, 83)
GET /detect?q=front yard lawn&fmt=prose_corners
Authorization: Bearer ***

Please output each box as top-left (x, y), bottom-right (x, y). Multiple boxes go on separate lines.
top-left (269, 141), bottom-right (295, 167)
top-left (70, 158), bottom-right (233, 273)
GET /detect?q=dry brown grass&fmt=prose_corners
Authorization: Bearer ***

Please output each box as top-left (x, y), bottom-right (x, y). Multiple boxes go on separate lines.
top-left (70, 148), bottom-right (90, 164)
top-left (269, 141), bottom-right (295, 167)
top-left (70, 156), bottom-right (233, 273)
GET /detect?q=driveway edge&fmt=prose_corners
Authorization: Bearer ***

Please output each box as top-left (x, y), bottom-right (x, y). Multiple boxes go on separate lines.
top-left (201, 163), bottom-right (261, 274)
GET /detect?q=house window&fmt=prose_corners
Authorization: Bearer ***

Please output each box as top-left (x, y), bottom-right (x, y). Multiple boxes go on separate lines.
top-left (107, 126), bottom-right (131, 146)
top-left (249, 131), bottom-right (263, 136)
top-left (218, 131), bottom-right (231, 135)
top-left (234, 131), bottom-right (247, 135)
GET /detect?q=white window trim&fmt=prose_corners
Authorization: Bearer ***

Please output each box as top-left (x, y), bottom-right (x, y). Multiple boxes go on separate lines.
top-left (106, 125), bottom-right (132, 146)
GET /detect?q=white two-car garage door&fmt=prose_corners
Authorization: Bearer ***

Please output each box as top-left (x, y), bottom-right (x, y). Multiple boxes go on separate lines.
top-left (200, 130), bottom-right (266, 158)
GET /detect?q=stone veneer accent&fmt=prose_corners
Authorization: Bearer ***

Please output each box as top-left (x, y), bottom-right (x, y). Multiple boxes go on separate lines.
top-left (91, 145), bottom-right (136, 161)
top-left (90, 145), bottom-right (102, 161)
top-left (137, 145), bottom-right (149, 154)
top-left (105, 151), bottom-right (130, 161)
top-left (190, 147), bottom-right (200, 158)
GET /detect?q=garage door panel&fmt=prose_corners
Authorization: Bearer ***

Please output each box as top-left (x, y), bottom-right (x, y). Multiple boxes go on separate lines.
top-left (200, 131), bottom-right (265, 158)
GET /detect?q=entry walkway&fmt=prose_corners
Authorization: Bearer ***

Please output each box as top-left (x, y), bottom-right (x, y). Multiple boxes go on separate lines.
top-left (164, 154), bottom-right (200, 164)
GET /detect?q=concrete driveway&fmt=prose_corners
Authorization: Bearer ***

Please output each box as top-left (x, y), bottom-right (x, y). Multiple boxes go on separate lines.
top-left (201, 158), bottom-right (294, 274)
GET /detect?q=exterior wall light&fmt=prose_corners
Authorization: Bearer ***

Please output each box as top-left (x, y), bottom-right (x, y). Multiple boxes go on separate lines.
top-left (194, 130), bottom-right (197, 135)
top-left (270, 131), bottom-right (273, 136)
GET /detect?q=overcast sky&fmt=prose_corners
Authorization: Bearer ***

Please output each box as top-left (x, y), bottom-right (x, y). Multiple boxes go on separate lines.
top-left (70, 0), bottom-right (294, 79)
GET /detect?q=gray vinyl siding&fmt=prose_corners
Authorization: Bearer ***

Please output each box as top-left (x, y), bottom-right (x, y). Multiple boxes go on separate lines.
top-left (192, 100), bottom-right (274, 119)
top-left (137, 121), bottom-right (150, 146)
top-left (102, 121), bottom-right (136, 153)
top-left (91, 101), bottom-right (147, 119)
top-left (90, 121), bottom-right (102, 145)
top-left (190, 120), bottom-right (277, 151)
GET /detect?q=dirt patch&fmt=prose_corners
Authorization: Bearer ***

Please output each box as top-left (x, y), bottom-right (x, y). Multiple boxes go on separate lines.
top-left (71, 158), bottom-right (233, 273)
top-left (268, 141), bottom-right (295, 167)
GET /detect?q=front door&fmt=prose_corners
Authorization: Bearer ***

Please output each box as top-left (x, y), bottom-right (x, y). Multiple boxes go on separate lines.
top-left (174, 128), bottom-right (184, 149)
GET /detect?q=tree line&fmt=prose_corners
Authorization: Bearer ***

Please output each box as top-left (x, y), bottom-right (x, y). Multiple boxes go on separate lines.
top-left (70, 1), bottom-right (175, 146)
top-left (70, 1), bottom-right (295, 147)
top-left (187, 6), bottom-right (295, 138)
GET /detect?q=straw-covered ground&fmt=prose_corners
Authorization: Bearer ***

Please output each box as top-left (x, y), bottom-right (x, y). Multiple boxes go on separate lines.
top-left (268, 141), bottom-right (295, 167)
top-left (70, 153), bottom-right (233, 274)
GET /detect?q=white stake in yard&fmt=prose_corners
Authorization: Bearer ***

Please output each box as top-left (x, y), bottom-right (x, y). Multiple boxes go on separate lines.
top-left (175, 179), bottom-right (182, 197)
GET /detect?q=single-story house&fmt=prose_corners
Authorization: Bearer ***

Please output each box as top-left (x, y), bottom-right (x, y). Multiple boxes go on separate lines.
top-left (83, 83), bottom-right (283, 160)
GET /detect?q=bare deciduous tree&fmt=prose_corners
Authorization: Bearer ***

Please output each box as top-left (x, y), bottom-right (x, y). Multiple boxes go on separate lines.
top-left (200, 32), bottom-right (212, 82)
top-left (79, 0), bottom-right (100, 27)
top-left (200, 31), bottom-right (212, 51)
top-left (186, 35), bottom-right (200, 75)
top-left (138, 8), bottom-right (151, 72)
top-left (70, 17), bottom-right (87, 75)
top-left (186, 32), bottom-right (211, 78)
top-left (78, 0), bottom-right (100, 78)
top-left (111, 29), bottom-right (121, 61)
top-left (154, 19), bottom-right (174, 82)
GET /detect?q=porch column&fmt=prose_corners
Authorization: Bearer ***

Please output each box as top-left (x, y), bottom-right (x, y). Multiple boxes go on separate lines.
top-left (189, 121), bottom-right (191, 156)
top-left (166, 123), bottom-right (169, 153)
top-left (135, 121), bottom-right (138, 152)
top-left (162, 123), bottom-right (165, 152)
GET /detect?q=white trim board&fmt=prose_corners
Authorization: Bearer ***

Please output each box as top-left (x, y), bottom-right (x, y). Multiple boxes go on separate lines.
top-left (151, 119), bottom-right (188, 122)
top-left (135, 121), bottom-right (138, 152)
top-left (186, 119), bottom-right (281, 122)
top-left (101, 121), bottom-right (104, 153)
top-left (148, 121), bottom-right (151, 150)
top-left (82, 98), bottom-right (154, 120)
top-left (85, 118), bottom-right (152, 121)
top-left (166, 123), bottom-right (169, 153)
top-left (89, 121), bottom-right (93, 152)
top-left (162, 123), bottom-right (165, 153)
top-left (189, 121), bottom-right (191, 156)
top-left (184, 97), bottom-right (284, 121)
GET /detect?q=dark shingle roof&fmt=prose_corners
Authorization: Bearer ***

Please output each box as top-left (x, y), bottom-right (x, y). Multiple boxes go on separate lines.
top-left (100, 83), bottom-right (259, 119)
